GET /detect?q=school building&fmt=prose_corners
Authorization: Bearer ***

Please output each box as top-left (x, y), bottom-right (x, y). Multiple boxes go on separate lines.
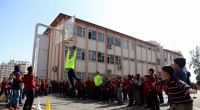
top-left (33, 13), bottom-right (182, 81)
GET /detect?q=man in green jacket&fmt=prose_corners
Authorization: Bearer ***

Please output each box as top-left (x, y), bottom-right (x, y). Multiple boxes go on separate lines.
top-left (65, 44), bottom-right (80, 90)
top-left (94, 71), bottom-right (102, 100)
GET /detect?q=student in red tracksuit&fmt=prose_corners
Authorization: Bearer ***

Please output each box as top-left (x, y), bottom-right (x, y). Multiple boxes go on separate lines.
top-left (85, 77), bottom-right (91, 99)
top-left (41, 80), bottom-right (46, 97)
top-left (148, 68), bottom-right (160, 110)
top-left (125, 75), bottom-right (134, 107)
top-left (122, 77), bottom-right (128, 103)
top-left (75, 80), bottom-right (82, 98)
top-left (23, 66), bottom-right (37, 110)
top-left (116, 76), bottom-right (123, 105)
top-left (142, 75), bottom-right (151, 108)
top-left (0, 77), bottom-right (8, 102)
top-left (110, 80), bottom-right (116, 102)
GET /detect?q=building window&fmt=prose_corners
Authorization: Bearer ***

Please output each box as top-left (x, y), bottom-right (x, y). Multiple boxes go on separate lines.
top-left (158, 59), bottom-right (161, 65)
top-left (115, 38), bottom-right (121, 47)
top-left (88, 73), bottom-right (95, 79)
top-left (137, 60), bottom-right (141, 63)
top-left (76, 72), bottom-right (85, 81)
top-left (115, 56), bottom-right (121, 65)
top-left (142, 60), bottom-right (144, 63)
top-left (123, 40), bottom-right (128, 49)
top-left (89, 50), bottom-right (96, 61)
top-left (77, 48), bottom-right (85, 60)
top-left (108, 35), bottom-right (114, 45)
top-left (123, 57), bottom-right (128, 60)
top-left (77, 26), bottom-right (85, 37)
top-left (157, 47), bottom-right (160, 52)
top-left (98, 32), bottom-right (104, 42)
top-left (129, 42), bottom-right (134, 50)
top-left (98, 52), bottom-right (104, 63)
top-left (88, 29), bottom-right (96, 40)
top-left (170, 55), bottom-right (172, 61)
top-left (107, 54), bottom-right (114, 64)
top-left (130, 58), bottom-right (134, 62)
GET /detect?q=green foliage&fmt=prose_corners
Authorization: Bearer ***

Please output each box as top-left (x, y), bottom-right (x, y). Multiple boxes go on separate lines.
top-left (189, 46), bottom-right (200, 85)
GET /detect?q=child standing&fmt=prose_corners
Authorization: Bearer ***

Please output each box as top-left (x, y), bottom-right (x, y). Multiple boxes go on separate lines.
top-left (155, 66), bottom-right (194, 110)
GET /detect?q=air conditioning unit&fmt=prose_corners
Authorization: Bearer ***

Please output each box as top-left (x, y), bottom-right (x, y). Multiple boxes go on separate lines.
top-left (117, 65), bottom-right (123, 70)
top-left (52, 66), bottom-right (58, 72)
top-left (107, 69), bottom-right (112, 73)
top-left (107, 43), bottom-right (112, 49)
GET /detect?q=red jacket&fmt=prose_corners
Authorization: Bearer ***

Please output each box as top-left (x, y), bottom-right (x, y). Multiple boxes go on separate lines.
top-left (1, 81), bottom-right (8, 89)
top-left (110, 83), bottom-right (116, 95)
top-left (75, 82), bottom-right (82, 90)
top-left (126, 79), bottom-right (134, 92)
top-left (41, 82), bottom-right (46, 89)
top-left (23, 73), bottom-right (36, 90)
top-left (122, 81), bottom-right (128, 92)
top-left (142, 81), bottom-right (150, 94)
top-left (148, 74), bottom-right (156, 90)
top-left (116, 79), bottom-right (122, 88)
top-left (85, 80), bottom-right (91, 90)
top-left (65, 81), bottom-right (69, 90)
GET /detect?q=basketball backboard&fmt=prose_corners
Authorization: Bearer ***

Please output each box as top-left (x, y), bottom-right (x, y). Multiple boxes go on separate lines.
top-left (64, 16), bottom-right (75, 41)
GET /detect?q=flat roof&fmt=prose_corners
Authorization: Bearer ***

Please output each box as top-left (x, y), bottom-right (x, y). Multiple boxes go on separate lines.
top-left (43, 13), bottom-right (182, 55)
top-left (43, 13), bottom-right (156, 47)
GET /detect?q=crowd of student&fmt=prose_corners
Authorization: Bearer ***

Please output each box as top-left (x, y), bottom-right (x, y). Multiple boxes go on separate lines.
top-left (0, 57), bottom-right (196, 110)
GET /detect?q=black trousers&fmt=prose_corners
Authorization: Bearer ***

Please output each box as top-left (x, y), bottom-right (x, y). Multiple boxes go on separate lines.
top-left (128, 91), bottom-right (133, 106)
top-left (95, 86), bottom-right (101, 100)
top-left (23, 90), bottom-right (35, 110)
top-left (67, 69), bottom-right (80, 89)
top-left (149, 90), bottom-right (160, 110)
top-left (0, 88), bottom-right (7, 98)
top-left (157, 91), bottom-right (164, 103)
top-left (123, 91), bottom-right (128, 102)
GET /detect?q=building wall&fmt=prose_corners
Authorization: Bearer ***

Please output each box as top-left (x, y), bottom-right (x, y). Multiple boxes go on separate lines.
top-left (44, 16), bottom-right (182, 81)
top-left (0, 60), bottom-right (30, 81)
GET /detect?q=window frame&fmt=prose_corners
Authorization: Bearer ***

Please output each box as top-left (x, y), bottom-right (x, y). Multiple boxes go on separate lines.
top-left (107, 54), bottom-right (114, 64)
top-left (115, 37), bottom-right (121, 47)
top-left (123, 40), bottom-right (128, 49)
top-left (77, 26), bottom-right (85, 37)
top-left (88, 50), bottom-right (96, 62)
top-left (98, 52), bottom-right (105, 63)
top-left (98, 32), bottom-right (104, 42)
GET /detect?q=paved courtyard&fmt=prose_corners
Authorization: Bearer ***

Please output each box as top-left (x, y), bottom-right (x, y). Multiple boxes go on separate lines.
top-left (0, 91), bottom-right (200, 110)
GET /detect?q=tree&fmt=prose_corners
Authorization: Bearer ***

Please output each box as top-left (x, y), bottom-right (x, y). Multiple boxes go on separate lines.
top-left (189, 46), bottom-right (200, 85)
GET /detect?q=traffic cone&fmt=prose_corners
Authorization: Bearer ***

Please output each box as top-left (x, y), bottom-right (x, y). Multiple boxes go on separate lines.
top-left (45, 99), bottom-right (51, 110)
top-left (1, 93), bottom-right (5, 101)
top-left (35, 97), bottom-right (43, 110)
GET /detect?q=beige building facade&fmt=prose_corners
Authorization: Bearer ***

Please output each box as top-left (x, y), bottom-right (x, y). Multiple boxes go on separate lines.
top-left (34, 13), bottom-right (182, 81)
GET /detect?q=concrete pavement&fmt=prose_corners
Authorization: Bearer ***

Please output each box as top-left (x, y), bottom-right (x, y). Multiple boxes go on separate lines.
top-left (0, 91), bottom-right (200, 110)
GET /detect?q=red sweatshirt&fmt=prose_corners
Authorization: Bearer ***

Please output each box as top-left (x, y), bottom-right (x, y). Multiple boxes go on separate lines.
top-left (23, 73), bottom-right (36, 90)
top-left (148, 74), bottom-right (156, 91)
top-left (1, 80), bottom-right (8, 89)
top-left (85, 80), bottom-right (91, 90)
top-left (116, 79), bottom-right (122, 88)
top-left (126, 79), bottom-right (134, 92)
top-left (41, 82), bottom-right (46, 89)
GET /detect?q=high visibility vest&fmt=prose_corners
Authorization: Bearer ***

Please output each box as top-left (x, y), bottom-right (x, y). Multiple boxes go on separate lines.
top-left (94, 74), bottom-right (102, 86)
top-left (65, 50), bottom-right (77, 69)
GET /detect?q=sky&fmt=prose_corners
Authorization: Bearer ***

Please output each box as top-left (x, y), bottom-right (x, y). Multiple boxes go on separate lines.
top-left (0, 0), bottom-right (199, 81)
